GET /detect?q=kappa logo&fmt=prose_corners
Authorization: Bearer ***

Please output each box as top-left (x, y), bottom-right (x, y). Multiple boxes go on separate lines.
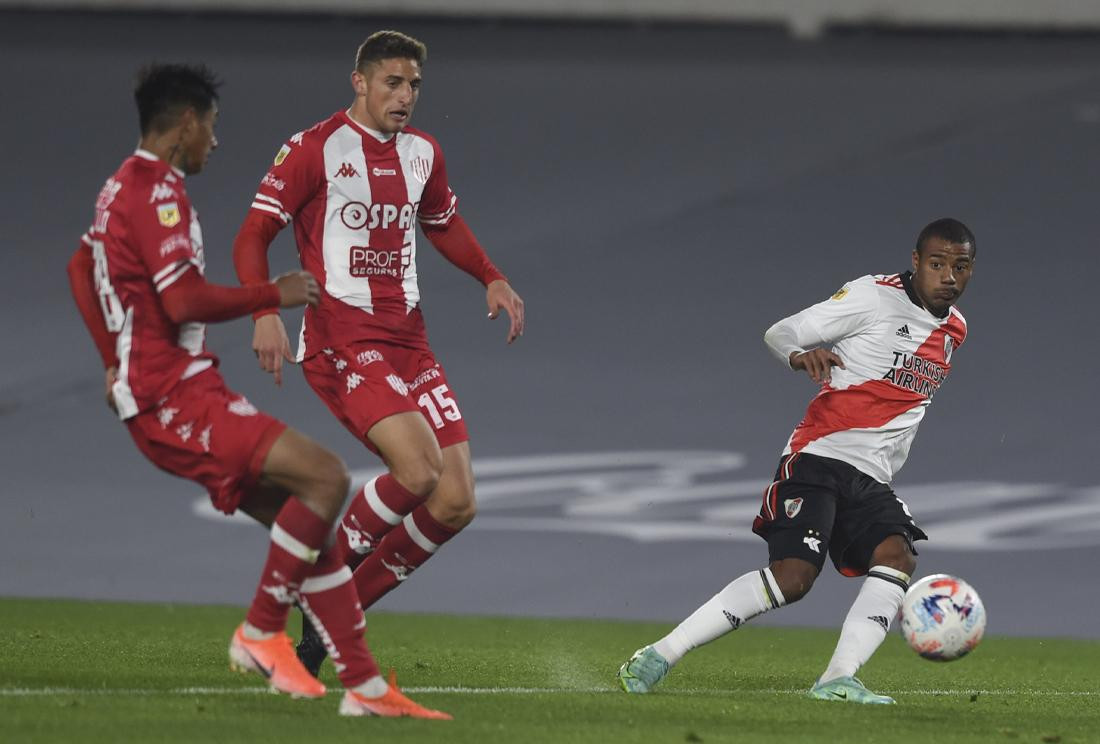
top-left (148, 182), bottom-right (177, 204)
top-left (260, 583), bottom-right (296, 605)
top-left (346, 372), bottom-right (365, 394)
top-left (784, 497), bottom-right (803, 519)
top-left (334, 162), bottom-right (360, 178)
top-left (157, 406), bottom-right (180, 429)
top-left (340, 520), bottom-right (375, 556)
top-left (371, 167), bottom-right (397, 177)
top-left (381, 559), bottom-right (411, 582)
top-left (803, 536), bottom-right (822, 553)
top-left (156, 202), bottom-right (181, 228)
top-left (896, 324), bottom-right (912, 339)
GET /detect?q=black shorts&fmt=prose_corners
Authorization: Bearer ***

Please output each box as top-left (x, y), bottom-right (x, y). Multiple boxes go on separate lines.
top-left (751, 452), bottom-right (927, 576)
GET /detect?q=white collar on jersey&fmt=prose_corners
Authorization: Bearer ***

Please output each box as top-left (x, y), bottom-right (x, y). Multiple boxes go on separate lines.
top-left (343, 109), bottom-right (395, 143)
top-left (133, 148), bottom-right (185, 178)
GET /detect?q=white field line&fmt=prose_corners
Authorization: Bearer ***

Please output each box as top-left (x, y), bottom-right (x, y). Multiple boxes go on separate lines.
top-left (1, 686), bottom-right (1096, 698)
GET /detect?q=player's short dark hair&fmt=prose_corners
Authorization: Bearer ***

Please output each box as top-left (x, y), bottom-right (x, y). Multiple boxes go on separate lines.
top-left (134, 63), bottom-right (221, 135)
top-left (355, 30), bottom-right (427, 72)
top-left (915, 218), bottom-right (976, 257)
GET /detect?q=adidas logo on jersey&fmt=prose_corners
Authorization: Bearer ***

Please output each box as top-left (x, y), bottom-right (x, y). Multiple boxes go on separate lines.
top-left (895, 324), bottom-right (911, 339)
top-left (333, 162), bottom-right (360, 178)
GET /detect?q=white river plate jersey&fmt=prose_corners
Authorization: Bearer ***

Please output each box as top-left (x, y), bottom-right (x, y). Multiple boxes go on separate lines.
top-left (781, 273), bottom-right (967, 483)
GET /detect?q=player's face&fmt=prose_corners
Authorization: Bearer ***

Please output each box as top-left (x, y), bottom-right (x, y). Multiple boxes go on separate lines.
top-left (911, 238), bottom-right (974, 316)
top-left (181, 104), bottom-right (219, 175)
top-left (352, 58), bottom-right (421, 134)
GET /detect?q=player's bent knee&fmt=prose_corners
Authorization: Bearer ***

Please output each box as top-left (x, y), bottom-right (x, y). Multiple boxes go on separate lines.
top-left (769, 558), bottom-right (819, 604)
top-left (305, 451), bottom-right (351, 522)
top-left (871, 534), bottom-right (917, 576)
top-left (391, 452), bottom-right (444, 497)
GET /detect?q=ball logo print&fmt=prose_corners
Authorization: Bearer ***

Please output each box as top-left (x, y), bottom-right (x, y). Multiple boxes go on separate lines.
top-left (899, 574), bottom-right (986, 661)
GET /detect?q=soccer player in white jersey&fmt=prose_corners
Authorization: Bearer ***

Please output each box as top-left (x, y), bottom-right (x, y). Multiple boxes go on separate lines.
top-left (233, 30), bottom-right (525, 674)
top-left (618, 219), bottom-right (975, 704)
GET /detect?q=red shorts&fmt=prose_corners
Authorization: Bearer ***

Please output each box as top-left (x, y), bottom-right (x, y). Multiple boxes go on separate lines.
top-left (125, 368), bottom-right (287, 515)
top-left (302, 341), bottom-right (469, 455)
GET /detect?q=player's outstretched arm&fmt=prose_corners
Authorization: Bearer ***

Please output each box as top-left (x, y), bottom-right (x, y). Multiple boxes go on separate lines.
top-left (160, 268), bottom-right (317, 325)
top-left (422, 214), bottom-right (524, 343)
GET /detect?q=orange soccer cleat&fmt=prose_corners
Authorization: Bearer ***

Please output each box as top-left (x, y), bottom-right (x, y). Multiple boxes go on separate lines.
top-left (339, 671), bottom-right (453, 720)
top-left (228, 623), bottom-right (327, 699)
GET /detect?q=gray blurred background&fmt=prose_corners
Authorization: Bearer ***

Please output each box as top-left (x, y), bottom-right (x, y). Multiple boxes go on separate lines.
top-left (2, 1), bottom-right (1099, 639)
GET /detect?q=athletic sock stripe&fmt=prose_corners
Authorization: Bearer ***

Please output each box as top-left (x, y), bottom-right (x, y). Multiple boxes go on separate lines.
top-left (758, 569), bottom-right (779, 609)
top-left (363, 478), bottom-right (402, 526)
top-left (270, 523), bottom-right (321, 564)
top-left (762, 567), bottom-right (787, 607)
top-left (299, 565), bottom-right (352, 594)
top-left (867, 569), bottom-right (910, 591)
top-left (403, 512), bottom-right (440, 554)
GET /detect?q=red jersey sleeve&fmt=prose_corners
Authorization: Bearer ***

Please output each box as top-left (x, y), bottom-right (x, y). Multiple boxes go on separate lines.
top-left (417, 139), bottom-right (458, 228)
top-left (248, 133), bottom-right (324, 227)
top-left (130, 191), bottom-right (201, 295)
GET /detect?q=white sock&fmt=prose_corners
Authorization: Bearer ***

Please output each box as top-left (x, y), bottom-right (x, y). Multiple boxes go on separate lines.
top-left (818, 565), bottom-right (910, 684)
top-left (351, 674), bottom-right (388, 698)
top-left (241, 622), bottom-right (275, 641)
top-left (653, 568), bottom-right (786, 666)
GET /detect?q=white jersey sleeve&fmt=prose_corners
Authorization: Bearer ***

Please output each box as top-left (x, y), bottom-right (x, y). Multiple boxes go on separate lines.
top-left (764, 276), bottom-right (880, 367)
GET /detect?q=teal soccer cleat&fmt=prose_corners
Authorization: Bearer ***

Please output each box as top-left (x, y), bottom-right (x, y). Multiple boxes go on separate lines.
top-left (809, 676), bottom-right (896, 704)
top-left (617, 645), bottom-right (670, 694)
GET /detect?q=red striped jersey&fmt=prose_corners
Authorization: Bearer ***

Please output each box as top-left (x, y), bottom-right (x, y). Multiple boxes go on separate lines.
top-left (249, 111), bottom-right (458, 358)
top-left (82, 150), bottom-right (214, 420)
top-left (764, 272), bottom-right (967, 483)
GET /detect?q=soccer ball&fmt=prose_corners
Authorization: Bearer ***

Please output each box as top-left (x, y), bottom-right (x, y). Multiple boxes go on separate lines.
top-left (899, 574), bottom-right (986, 661)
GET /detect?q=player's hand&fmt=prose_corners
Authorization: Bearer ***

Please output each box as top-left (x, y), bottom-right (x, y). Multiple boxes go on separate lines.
top-left (253, 314), bottom-right (294, 386)
top-left (105, 366), bottom-right (118, 413)
top-left (486, 279), bottom-right (525, 344)
top-left (274, 270), bottom-right (320, 308)
top-left (790, 349), bottom-right (845, 384)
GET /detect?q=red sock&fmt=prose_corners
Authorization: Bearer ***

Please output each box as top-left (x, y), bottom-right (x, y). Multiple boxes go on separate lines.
top-left (335, 475), bottom-right (424, 570)
top-left (246, 498), bottom-right (331, 633)
top-left (352, 505), bottom-right (459, 610)
top-left (298, 549), bottom-right (380, 688)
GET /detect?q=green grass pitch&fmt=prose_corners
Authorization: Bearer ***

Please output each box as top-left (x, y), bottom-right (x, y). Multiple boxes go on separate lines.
top-left (1, 598), bottom-right (1097, 743)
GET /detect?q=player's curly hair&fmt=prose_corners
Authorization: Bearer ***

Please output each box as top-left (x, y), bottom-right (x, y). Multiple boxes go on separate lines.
top-left (916, 218), bottom-right (976, 257)
top-left (355, 30), bottom-right (427, 71)
top-left (134, 63), bottom-right (221, 135)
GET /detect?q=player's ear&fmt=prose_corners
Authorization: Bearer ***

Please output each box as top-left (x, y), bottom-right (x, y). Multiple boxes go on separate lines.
top-left (351, 69), bottom-right (367, 95)
top-left (911, 248), bottom-right (920, 273)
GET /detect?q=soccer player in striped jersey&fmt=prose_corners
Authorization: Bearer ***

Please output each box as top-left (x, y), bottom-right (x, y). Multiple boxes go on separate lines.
top-left (233, 31), bottom-right (524, 675)
top-left (67, 63), bottom-right (449, 720)
top-left (618, 219), bottom-right (976, 704)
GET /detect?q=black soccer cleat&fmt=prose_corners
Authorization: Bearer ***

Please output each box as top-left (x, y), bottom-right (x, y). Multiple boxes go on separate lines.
top-left (296, 613), bottom-right (329, 679)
